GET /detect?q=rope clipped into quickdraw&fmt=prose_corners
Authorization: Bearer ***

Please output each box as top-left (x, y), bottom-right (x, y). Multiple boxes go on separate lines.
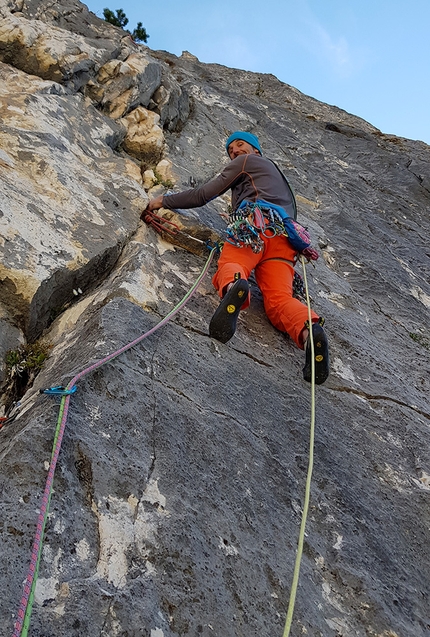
top-left (39, 385), bottom-right (77, 396)
top-left (282, 255), bottom-right (316, 637)
top-left (143, 209), bottom-right (220, 252)
top-left (12, 245), bottom-right (218, 637)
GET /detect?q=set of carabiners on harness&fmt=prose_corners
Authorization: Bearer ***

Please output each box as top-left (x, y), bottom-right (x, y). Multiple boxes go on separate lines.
top-left (225, 202), bottom-right (287, 253)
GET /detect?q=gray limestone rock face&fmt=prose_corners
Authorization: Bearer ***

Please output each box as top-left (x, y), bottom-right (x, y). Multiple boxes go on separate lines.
top-left (85, 53), bottom-right (162, 119)
top-left (149, 53), bottom-right (192, 132)
top-left (0, 2), bottom-right (429, 637)
top-left (0, 61), bottom-right (148, 340)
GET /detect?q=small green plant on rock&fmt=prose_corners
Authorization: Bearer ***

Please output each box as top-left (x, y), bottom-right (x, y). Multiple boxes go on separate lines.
top-left (3, 340), bottom-right (52, 413)
top-left (103, 8), bottom-right (149, 43)
top-left (5, 340), bottom-right (51, 381)
top-left (153, 170), bottom-right (174, 189)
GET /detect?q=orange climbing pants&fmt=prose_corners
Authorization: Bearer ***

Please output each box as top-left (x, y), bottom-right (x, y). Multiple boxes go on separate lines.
top-left (212, 235), bottom-right (319, 349)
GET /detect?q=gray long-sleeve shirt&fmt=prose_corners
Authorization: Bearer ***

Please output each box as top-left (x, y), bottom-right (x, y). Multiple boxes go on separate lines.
top-left (162, 154), bottom-right (295, 217)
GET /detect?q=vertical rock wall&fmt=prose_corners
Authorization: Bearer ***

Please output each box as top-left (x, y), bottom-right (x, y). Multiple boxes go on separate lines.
top-left (0, 2), bottom-right (429, 636)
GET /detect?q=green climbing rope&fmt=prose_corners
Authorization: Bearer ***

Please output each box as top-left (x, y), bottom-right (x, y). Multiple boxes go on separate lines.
top-left (283, 256), bottom-right (316, 637)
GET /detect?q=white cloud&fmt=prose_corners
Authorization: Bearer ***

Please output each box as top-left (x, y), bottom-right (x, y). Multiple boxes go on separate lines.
top-left (285, 0), bottom-right (359, 78)
top-left (314, 24), bottom-right (353, 76)
top-left (293, 16), bottom-right (355, 79)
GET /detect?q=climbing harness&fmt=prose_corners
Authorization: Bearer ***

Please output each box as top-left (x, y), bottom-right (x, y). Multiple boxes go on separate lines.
top-left (282, 255), bottom-right (317, 637)
top-left (11, 245), bottom-right (218, 637)
top-left (226, 201), bottom-right (286, 252)
top-left (225, 199), bottom-right (319, 261)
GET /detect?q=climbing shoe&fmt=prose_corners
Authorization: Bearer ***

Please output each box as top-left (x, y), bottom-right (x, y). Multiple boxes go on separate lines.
top-left (209, 278), bottom-right (249, 343)
top-left (303, 319), bottom-right (329, 385)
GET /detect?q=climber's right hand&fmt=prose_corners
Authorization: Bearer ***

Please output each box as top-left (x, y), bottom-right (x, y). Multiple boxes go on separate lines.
top-left (146, 195), bottom-right (164, 212)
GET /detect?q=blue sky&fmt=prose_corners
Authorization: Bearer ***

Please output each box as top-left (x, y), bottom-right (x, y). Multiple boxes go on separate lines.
top-left (86, 0), bottom-right (430, 145)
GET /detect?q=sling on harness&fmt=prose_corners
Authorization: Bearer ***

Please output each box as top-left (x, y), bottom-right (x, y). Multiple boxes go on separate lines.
top-left (268, 159), bottom-right (298, 220)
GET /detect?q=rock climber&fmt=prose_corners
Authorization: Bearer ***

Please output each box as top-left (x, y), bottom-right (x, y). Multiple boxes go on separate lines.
top-left (146, 131), bottom-right (329, 384)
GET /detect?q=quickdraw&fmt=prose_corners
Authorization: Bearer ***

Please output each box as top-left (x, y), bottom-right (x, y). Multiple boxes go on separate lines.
top-left (143, 210), bottom-right (180, 237)
top-left (40, 385), bottom-right (77, 396)
top-left (142, 210), bottom-right (222, 256)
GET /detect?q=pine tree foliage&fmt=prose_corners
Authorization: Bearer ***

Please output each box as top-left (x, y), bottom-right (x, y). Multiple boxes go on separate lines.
top-left (132, 22), bottom-right (149, 43)
top-left (103, 8), bottom-right (128, 28)
top-left (102, 8), bottom-right (149, 43)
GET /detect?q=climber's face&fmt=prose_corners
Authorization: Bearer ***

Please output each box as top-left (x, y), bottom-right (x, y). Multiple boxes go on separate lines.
top-left (227, 139), bottom-right (260, 160)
